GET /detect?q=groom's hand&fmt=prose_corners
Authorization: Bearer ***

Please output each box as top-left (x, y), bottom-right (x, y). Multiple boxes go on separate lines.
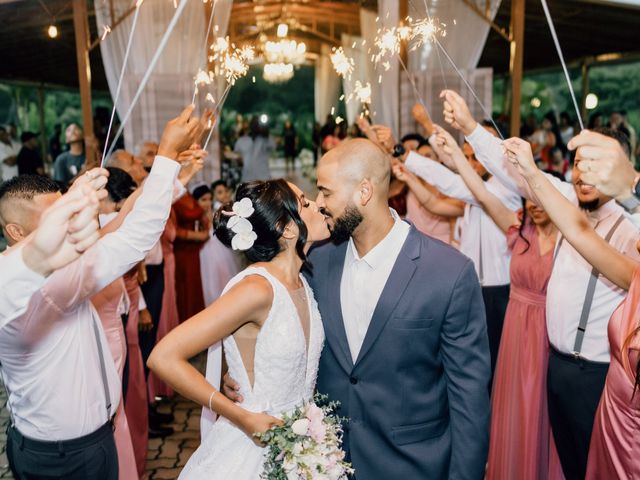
top-left (222, 372), bottom-right (243, 403)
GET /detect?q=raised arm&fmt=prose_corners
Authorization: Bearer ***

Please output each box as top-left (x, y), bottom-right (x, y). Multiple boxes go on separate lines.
top-left (435, 126), bottom-right (517, 233)
top-left (148, 275), bottom-right (283, 443)
top-left (393, 163), bottom-right (465, 218)
top-left (504, 137), bottom-right (637, 290)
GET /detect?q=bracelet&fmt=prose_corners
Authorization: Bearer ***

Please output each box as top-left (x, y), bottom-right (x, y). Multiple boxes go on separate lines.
top-left (208, 391), bottom-right (216, 412)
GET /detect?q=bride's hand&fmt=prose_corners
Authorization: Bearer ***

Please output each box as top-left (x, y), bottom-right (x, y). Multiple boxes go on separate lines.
top-left (222, 372), bottom-right (244, 403)
top-left (240, 411), bottom-right (284, 446)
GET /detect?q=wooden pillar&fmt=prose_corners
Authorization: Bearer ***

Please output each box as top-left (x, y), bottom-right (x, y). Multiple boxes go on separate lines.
top-left (509, 0), bottom-right (525, 137)
top-left (580, 60), bottom-right (590, 125)
top-left (37, 86), bottom-right (47, 164)
top-left (72, 0), bottom-right (97, 167)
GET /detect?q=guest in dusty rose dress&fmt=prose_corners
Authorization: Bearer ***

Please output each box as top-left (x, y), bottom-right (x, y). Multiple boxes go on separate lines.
top-left (148, 211), bottom-right (179, 399)
top-left (123, 268), bottom-right (149, 477)
top-left (505, 135), bottom-right (640, 480)
top-left (424, 128), bottom-right (564, 479)
top-left (172, 192), bottom-right (209, 321)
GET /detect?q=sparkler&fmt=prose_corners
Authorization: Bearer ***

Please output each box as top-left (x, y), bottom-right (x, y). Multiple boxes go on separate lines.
top-left (330, 47), bottom-right (355, 79)
top-left (191, 0), bottom-right (218, 104)
top-left (100, 0), bottom-right (145, 167)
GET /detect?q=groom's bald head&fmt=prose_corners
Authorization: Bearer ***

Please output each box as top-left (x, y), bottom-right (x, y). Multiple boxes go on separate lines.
top-left (319, 138), bottom-right (391, 198)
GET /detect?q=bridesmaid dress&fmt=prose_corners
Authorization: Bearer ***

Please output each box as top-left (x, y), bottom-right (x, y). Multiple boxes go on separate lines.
top-left (405, 189), bottom-right (452, 244)
top-left (92, 279), bottom-right (138, 480)
top-left (486, 215), bottom-right (564, 480)
top-left (586, 267), bottom-right (640, 479)
top-left (200, 222), bottom-right (243, 306)
top-left (148, 212), bottom-right (179, 399)
top-left (172, 193), bottom-right (206, 322)
top-left (123, 269), bottom-right (149, 477)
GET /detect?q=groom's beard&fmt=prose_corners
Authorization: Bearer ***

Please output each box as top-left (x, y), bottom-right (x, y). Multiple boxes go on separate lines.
top-left (328, 203), bottom-right (363, 244)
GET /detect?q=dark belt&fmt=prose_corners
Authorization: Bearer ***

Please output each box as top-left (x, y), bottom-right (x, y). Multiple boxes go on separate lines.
top-left (549, 345), bottom-right (609, 366)
top-left (8, 421), bottom-right (113, 454)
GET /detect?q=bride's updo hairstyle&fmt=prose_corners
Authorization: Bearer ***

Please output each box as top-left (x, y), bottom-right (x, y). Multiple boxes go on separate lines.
top-left (214, 179), bottom-right (308, 263)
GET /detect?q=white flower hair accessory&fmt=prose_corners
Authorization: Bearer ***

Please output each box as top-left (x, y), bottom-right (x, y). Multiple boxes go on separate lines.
top-left (222, 197), bottom-right (257, 251)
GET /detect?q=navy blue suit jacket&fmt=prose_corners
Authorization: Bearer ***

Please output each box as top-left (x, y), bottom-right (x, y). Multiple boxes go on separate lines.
top-left (306, 225), bottom-right (490, 479)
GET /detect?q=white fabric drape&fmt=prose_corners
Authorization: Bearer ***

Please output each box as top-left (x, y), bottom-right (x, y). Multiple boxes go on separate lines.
top-left (360, 4), bottom-right (399, 137)
top-left (341, 33), bottom-right (371, 126)
top-left (314, 44), bottom-right (341, 123)
top-left (408, 0), bottom-right (501, 72)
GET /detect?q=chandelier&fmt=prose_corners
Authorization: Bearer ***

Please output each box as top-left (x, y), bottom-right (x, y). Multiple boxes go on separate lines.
top-left (264, 39), bottom-right (306, 65)
top-left (263, 62), bottom-right (294, 83)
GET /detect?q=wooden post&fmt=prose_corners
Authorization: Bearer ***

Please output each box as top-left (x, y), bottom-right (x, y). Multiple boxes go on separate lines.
top-left (580, 60), bottom-right (590, 125)
top-left (72, 0), bottom-right (97, 167)
top-left (509, 0), bottom-right (525, 137)
top-left (37, 86), bottom-right (47, 164)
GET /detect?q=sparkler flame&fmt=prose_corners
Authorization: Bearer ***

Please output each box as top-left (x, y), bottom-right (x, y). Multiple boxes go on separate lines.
top-left (330, 47), bottom-right (355, 79)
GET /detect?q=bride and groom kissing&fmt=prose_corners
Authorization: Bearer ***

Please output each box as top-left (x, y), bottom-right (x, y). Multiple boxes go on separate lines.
top-left (149, 138), bottom-right (491, 479)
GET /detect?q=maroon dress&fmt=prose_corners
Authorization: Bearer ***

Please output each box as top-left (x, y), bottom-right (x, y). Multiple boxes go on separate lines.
top-left (172, 194), bottom-right (206, 322)
top-left (487, 215), bottom-right (564, 480)
top-left (586, 267), bottom-right (640, 479)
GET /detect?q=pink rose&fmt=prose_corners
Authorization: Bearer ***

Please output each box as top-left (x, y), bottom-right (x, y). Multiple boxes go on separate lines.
top-left (305, 404), bottom-right (327, 443)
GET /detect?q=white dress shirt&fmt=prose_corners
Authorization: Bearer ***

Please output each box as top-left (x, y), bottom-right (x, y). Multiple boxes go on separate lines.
top-left (406, 151), bottom-right (521, 286)
top-left (0, 155), bottom-right (179, 441)
top-left (465, 124), bottom-right (640, 362)
top-left (0, 139), bottom-right (20, 182)
top-left (341, 212), bottom-right (410, 361)
top-left (0, 246), bottom-right (47, 328)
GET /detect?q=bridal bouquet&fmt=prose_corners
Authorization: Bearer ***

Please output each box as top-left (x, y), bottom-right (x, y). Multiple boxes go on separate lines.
top-left (255, 394), bottom-right (354, 480)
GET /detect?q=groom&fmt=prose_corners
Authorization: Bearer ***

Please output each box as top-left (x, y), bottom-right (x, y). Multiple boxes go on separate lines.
top-left (228, 138), bottom-right (490, 479)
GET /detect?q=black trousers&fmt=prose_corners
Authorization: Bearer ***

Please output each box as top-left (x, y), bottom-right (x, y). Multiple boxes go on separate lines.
top-left (139, 262), bottom-right (164, 380)
top-left (7, 422), bottom-right (117, 480)
top-left (547, 347), bottom-right (609, 480)
top-left (481, 284), bottom-right (509, 388)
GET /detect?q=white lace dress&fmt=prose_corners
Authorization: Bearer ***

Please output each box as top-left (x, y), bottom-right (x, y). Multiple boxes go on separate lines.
top-left (179, 267), bottom-right (325, 479)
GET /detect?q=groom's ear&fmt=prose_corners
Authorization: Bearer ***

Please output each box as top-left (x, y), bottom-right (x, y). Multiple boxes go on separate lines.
top-left (359, 179), bottom-right (373, 206)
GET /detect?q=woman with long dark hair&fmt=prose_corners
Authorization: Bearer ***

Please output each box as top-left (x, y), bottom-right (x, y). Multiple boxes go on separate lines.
top-left (505, 137), bottom-right (640, 480)
top-left (433, 127), bottom-right (564, 479)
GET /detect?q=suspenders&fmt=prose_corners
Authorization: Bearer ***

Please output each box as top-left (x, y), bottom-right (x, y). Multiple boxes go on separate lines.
top-left (552, 214), bottom-right (625, 358)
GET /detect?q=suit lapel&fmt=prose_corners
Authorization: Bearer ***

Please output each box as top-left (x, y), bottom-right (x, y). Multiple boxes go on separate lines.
top-left (353, 228), bottom-right (421, 368)
top-left (325, 242), bottom-right (354, 373)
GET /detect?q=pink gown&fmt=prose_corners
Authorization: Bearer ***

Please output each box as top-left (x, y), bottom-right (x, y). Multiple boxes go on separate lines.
top-left (91, 279), bottom-right (138, 480)
top-left (586, 267), bottom-right (640, 479)
top-left (200, 226), bottom-right (243, 306)
top-left (123, 270), bottom-right (149, 477)
top-left (405, 190), bottom-right (452, 244)
top-left (148, 212), bottom-right (179, 399)
top-left (487, 217), bottom-right (564, 480)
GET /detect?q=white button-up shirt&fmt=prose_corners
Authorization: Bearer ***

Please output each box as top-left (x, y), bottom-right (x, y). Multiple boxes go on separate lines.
top-left (0, 246), bottom-right (47, 327)
top-left (465, 124), bottom-right (640, 362)
top-left (0, 155), bottom-right (179, 441)
top-left (406, 150), bottom-right (521, 286)
top-left (341, 212), bottom-right (410, 362)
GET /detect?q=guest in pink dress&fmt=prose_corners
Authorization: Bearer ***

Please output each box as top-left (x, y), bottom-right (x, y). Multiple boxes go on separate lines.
top-left (124, 268), bottom-right (149, 477)
top-left (424, 128), bottom-right (564, 479)
top-left (148, 211), bottom-right (179, 399)
top-left (505, 136), bottom-right (640, 480)
top-left (92, 279), bottom-right (138, 480)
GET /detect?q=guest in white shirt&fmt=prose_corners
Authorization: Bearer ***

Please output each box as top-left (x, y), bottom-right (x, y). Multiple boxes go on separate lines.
top-left (402, 131), bottom-right (521, 385)
top-left (0, 106), bottom-right (209, 479)
top-left (0, 125), bottom-right (20, 182)
top-left (0, 168), bottom-right (108, 326)
top-left (442, 88), bottom-right (640, 479)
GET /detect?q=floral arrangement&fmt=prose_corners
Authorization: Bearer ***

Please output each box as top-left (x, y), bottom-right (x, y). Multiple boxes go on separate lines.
top-left (255, 394), bottom-right (353, 480)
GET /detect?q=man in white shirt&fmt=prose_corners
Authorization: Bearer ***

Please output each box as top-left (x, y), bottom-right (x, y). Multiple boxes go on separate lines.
top-left (442, 89), bottom-right (640, 479)
top-left (403, 132), bottom-right (521, 385)
top-left (0, 168), bottom-right (107, 326)
top-left (0, 125), bottom-right (20, 182)
top-left (0, 106), bottom-right (208, 479)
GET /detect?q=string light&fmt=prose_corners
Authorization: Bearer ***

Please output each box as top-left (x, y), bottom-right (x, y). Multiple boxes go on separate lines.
top-left (47, 24), bottom-right (58, 38)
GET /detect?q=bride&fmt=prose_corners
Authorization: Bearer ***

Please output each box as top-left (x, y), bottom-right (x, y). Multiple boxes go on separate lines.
top-left (148, 179), bottom-right (329, 478)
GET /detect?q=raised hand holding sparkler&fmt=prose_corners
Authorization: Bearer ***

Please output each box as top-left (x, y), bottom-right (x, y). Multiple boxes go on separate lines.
top-left (412, 103), bottom-right (434, 136)
top-left (157, 105), bottom-right (213, 161)
top-left (502, 137), bottom-right (538, 179)
top-left (440, 89), bottom-right (478, 136)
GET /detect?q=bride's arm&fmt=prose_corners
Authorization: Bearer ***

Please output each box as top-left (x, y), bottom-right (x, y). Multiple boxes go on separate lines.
top-left (148, 275), bottom-right (281, 436)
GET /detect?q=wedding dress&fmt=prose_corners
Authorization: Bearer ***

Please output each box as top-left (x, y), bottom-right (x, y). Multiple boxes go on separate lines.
top-left (180, 266), bottom-right (325, 479)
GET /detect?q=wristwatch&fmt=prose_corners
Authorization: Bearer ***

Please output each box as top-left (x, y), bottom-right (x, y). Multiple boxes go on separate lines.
top-left (392, 143), bottom-right (406, 158)
top-left (618, 174), bottom-right (640, 212)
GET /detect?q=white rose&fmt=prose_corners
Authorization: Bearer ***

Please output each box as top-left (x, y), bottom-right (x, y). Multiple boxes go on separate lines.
top-left (233, 197), bottom-right (255, 218)
top-left (291, 418), bottom-right (310, 436)
top-left (292, 442), bottom-right (303, 455)
top-left (231, 230), bottom-right (257, 251)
